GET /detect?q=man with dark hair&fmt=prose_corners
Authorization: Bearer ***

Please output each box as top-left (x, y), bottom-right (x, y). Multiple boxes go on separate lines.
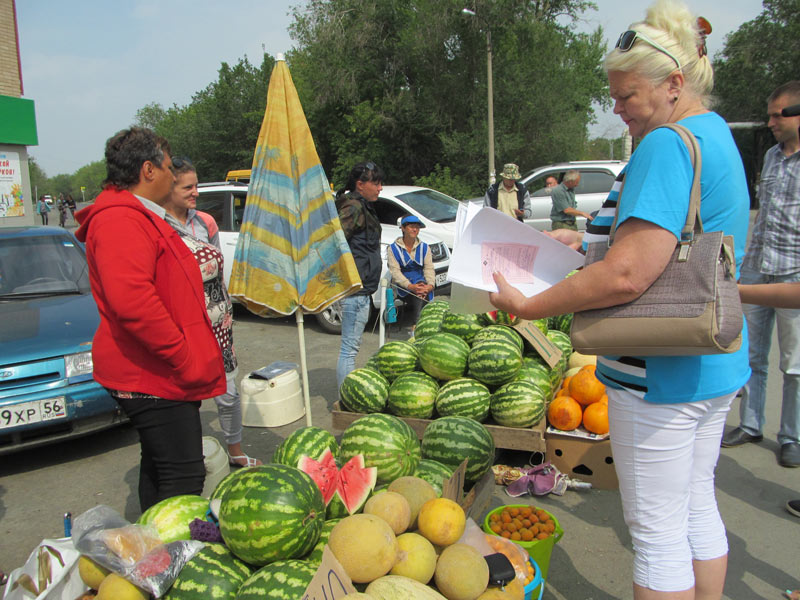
top-left (75, 127), bottom-right (226, 510)
top-left (549, 169), bottom-right (591, 230)
top-left (483, 163), bottom-right (531, 222)
top-left (723, 81), bottom-right (800, 468)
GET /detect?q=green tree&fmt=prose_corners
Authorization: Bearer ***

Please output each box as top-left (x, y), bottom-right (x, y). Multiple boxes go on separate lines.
top-left (713, 0), bottom-right (800, 122)
top-left (27, 155), bottom-right (48, 198)
top-left (289, 0), bottom-right (606, 195)
top-left (71, 160), bottom-right (106, 202)
top-left (712, 0), bottom-right (799, 204)
top-left (135, 55), bottom-right (275, 181)
top-left (581, 136), bottom-right (625, 160)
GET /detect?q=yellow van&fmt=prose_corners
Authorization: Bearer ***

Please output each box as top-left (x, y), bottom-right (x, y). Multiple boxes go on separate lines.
top-left (225, 169), bottom-right (251, 183)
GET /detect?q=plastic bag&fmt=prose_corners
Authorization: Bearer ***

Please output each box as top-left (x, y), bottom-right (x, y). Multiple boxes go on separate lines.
top-left (2, 538), bottom-right (86, 600)
top-left (71, 505), bottom-right (203, 597)
top-left (456, 519), bottom-right (530, 588)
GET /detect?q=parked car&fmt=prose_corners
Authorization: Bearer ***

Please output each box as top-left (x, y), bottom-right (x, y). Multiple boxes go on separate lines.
top-left (196, 181), bottom-right (451, 334)
top-left (518, 160), bottom-right (626, 230)
top-left (42, 195), bottom-right (53, 205)
top-left (0, 227), bottom-right (125, 455)
top-left (373, 185), bottom-right (459, 249)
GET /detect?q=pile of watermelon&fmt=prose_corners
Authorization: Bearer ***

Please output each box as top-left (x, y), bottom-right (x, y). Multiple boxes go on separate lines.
top-left (340, 299), bottom-right (575, 430)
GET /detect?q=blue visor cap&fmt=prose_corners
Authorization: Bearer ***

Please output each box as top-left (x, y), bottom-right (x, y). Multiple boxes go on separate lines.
top-left (401, 215), bottom-right (425, 227)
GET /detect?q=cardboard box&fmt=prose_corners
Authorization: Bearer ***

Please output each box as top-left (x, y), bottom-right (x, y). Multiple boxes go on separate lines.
top-left (331, 402), bottom-right (546, 453)
top-left (545, 430), bottom-right (619, 490)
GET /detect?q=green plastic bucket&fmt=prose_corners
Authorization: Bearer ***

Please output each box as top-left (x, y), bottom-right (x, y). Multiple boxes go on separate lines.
top-left (483, 504), bottom-right (564, 582)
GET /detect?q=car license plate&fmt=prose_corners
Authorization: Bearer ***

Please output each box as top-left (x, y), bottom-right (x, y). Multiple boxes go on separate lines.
top-left (0, 398), bottom-right (67, 430)
top-left (435, 273), bottom-right (448, 287)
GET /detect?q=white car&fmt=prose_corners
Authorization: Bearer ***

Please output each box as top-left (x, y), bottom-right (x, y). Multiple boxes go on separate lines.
top-left (196, 181), bottom-right (451, 333)
top-left (518, 160), bottom-right (626, 230)
top-left (373, 185), bottom-right (459, 249)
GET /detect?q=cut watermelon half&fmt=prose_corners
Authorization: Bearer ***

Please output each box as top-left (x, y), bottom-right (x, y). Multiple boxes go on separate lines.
top-left (298, 450), bottom-right (377, 515)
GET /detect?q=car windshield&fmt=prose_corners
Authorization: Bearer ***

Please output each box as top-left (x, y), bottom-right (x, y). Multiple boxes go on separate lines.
top-left (393, 189), bottom-right (459, 223)
top-left (0, 234), bottom-right (90, 297)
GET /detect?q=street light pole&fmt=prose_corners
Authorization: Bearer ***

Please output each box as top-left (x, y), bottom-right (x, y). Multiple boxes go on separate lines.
top-left (462, 8), bottom-right (495, 185)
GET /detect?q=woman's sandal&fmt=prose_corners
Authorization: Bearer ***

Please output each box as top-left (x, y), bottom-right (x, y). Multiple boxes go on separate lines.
top-left (228, 454), bottom-right (262, 468)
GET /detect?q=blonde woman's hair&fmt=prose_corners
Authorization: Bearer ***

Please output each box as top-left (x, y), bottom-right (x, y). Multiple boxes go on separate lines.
top-left (604, 0), bottom-right (714, 105)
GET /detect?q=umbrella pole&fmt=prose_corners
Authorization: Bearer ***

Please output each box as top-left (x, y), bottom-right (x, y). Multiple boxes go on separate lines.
top-left (295, 309), bottom-right (313, 426)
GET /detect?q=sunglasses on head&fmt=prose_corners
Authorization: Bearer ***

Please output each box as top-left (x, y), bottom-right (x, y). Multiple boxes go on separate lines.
top-left (615, 30), bottom-right (682, 70)
top-left (171, 156), bottom-right (193, 170)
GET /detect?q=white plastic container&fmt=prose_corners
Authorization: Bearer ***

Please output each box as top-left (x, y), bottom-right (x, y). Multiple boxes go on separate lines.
top-left (240, 367), bottom-right (305, 427)
top-left (202, 435), bottom-right (230, 498)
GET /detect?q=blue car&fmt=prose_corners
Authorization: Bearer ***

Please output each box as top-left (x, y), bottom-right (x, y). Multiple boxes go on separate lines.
top-left (0, 226), bottom-right (125, 454)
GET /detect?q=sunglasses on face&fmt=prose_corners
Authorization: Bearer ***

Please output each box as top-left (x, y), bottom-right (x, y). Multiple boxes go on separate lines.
top-left (615, 30), bottom-right (682, 70)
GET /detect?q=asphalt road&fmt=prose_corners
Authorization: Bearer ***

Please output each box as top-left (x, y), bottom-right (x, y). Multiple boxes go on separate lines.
top-left (1, 214), bottom-right (799, 597)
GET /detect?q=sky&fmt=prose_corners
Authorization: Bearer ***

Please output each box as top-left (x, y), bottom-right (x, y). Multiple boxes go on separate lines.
top-left (15, 0), bottom-right (765, 177)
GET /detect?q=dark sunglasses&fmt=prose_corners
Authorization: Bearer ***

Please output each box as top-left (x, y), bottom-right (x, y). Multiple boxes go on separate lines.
top-left (171, 156), bottom-right (193, 170)
top-left (615, 30), bottom-right (682, 70)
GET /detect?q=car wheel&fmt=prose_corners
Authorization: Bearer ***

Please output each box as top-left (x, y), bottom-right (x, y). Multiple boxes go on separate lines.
top-left (315, 301), bottom-right (343, 334)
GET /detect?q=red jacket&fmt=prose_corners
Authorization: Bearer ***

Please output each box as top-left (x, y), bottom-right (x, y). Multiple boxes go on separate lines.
top-left (75, 188), bottom-right (226, 401)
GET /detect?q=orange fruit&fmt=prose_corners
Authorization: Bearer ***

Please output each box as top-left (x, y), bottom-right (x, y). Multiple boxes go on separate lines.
top-left (568, 368), bottom-right (606, 406)
top-left (583, 401), bottom-right (609, 435)
top-left (547, 395), bottom-right (583, 431)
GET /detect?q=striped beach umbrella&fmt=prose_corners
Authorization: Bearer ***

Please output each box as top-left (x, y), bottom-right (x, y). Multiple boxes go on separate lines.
top-left (229, 55), bottom-right (361, 424)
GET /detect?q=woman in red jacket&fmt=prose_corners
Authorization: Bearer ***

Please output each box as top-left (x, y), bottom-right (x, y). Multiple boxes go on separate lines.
top-left (76, 128), bottom-right (226, 511)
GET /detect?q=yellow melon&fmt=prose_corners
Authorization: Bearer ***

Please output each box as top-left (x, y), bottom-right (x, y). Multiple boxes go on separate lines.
top-left (387, 476), bottom-right (438, 529)
top-left (96, 573), bottom-right (148, 600)
top-left (77, 555), bottom-right (110, 590)
top-left (434, 543), bottom-right (489, 600)
top-left (328, 514), bottom-right (399, 583)
top-left (390, 532), bottom-right (437, 584)
top-left (417, 497), bottom-right (466, 546)
top-left (364, 491), bottom-right (411, 534)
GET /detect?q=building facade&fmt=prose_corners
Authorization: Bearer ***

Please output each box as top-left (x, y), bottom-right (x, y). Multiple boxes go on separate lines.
top-left (0, 0), bottom-right (37, 226)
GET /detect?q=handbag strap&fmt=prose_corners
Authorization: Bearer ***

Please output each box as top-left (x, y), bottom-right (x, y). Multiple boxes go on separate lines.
top-left (606, 123), bottom-right (703, 261)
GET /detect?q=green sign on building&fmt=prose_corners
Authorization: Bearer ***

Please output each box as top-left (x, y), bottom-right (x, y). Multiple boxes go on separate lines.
top-left (0, 95), bottom-right (38, 146)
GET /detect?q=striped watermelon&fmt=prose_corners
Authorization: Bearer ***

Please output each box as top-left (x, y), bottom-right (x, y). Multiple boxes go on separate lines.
top-left (413, 459), bottom-right (455, 496)
top-left (515, 362), bottom-right (554, 400)
top-left (468, 338), bottom-right (522, 386)
top-left (374, 340), bottom-right (419, 381)
top-left (236, 559), bottom-right (317, 600)
top-left (218, 465), bottom-right (325, 566)
top-left (479, 310), bottom-right (519, 326)
top-left (435, 378), bottom-right (490, 422)
top-left (339, 367), bottom-right (389, 413)
top-left (137, 495), bottom-right (209, 543)
top-left (548, 313), bottom-right (573, 334)
top-left (421, 416), bottom-right (495, 484)
top-left (440, 311), bottom-right (485, 344)
top-left (546, 329), bottom-right (573, 375)
top-left (163, 542), bottom-right (251, 600)
top-left (211, 468), bottom-right (248, 503)
top-left (339, 414), bottom-right (422, 483)
top-left (420, 299), bottom-right (450, 318)
top-left (418, 332), bottom-right (470, 380)
top-left (272, 426), bottom-right (339, 467)
top-left (304, 518), bottom-right (341, 567)
top-left (523, 353), bottom-right (562, 390)
top-left (414, 310), bottom-right (445, 339)
top-left (388, 371), bottom-right (439, 418)
top-left (472, 324), bottom-right (524, 353)
top-left (490, 380), bottom-right (547, 427)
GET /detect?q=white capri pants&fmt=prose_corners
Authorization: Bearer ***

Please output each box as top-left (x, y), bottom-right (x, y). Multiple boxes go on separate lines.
top-left (214, 375), bottom-right (243, 446)
top-left (608, 387), bottom-right (735, 592)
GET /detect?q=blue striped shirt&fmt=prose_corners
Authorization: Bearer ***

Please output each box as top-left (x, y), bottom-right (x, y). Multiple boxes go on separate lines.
top-left (742, 144), bottom-right (800, 275)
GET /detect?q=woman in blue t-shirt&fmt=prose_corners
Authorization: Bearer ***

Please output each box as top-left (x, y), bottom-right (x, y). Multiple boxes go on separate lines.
top-left (490, 1), bottom-right (750, 598)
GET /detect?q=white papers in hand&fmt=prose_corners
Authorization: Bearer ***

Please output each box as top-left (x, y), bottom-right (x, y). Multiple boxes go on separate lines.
top-left (447, 207), bottom-right (584, 296)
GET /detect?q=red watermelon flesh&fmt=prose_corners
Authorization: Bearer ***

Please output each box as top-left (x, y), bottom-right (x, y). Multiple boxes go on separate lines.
top-left (336, 454), bottom-right (377, 514)
top-left (297, 448), bottom-right (338, 505)
top-left (298, 451), bottom-right (377, 514)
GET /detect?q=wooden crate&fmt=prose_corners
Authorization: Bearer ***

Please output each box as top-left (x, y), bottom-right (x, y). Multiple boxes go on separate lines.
top-left (331, 402), bottom-right (546, 453)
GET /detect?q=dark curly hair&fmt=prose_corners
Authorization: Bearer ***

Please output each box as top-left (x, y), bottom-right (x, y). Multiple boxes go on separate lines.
top-left (103, 127), bottom-right (171, 189)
